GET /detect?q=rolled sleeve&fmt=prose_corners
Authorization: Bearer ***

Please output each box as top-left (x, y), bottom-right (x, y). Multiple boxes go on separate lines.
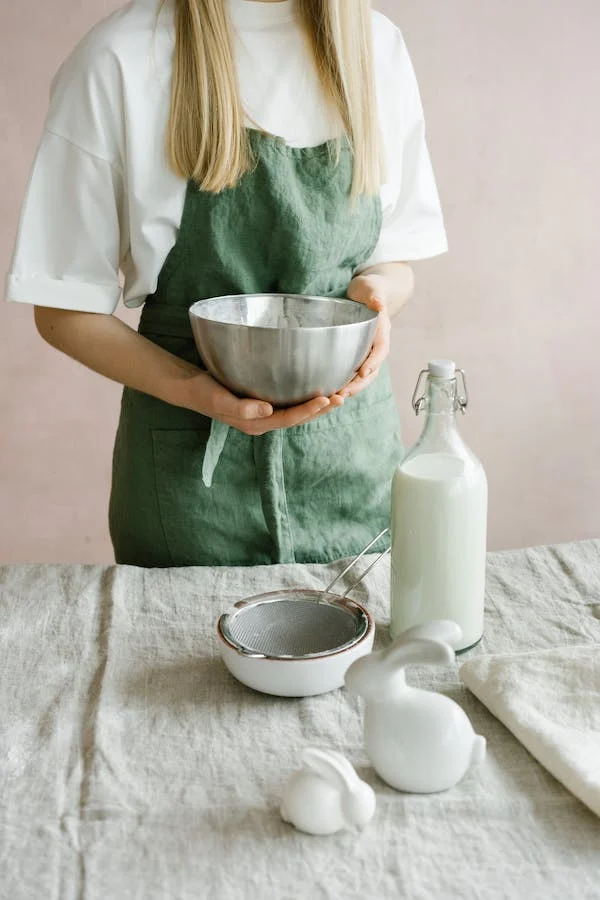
top-left (5, 274), bottom-right (121, 313)
top-left (5, 130), bottom-right (126, 314)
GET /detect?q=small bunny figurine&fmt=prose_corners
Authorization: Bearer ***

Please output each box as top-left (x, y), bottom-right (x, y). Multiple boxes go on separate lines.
top-left (345, 620), bottom-right (486, 793)
top-left (280, 747), bottom-right (376, 835)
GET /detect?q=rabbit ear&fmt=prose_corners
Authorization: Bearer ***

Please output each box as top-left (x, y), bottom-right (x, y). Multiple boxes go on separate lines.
top-left (381, 636), bottom-right (455, 670)
top-left (347, 634), bottom-right (455, 692)
top-left (301, 748), bottom-right (360, 793)
top-left (393, 620), bottom-right (462, 649)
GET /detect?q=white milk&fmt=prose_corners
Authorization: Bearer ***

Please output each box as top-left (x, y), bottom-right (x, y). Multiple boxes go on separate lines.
top-left (390, 452), bottom-right (488, 651)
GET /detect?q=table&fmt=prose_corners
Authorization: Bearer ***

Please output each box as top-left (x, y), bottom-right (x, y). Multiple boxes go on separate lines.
top-left (1, 540), bottom-right (600, 899)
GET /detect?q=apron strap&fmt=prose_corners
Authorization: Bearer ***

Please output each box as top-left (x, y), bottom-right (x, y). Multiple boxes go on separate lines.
top-left (253, 431), bottom-right (296, 563)
top-left (202, 420), bottom-right (230, 487)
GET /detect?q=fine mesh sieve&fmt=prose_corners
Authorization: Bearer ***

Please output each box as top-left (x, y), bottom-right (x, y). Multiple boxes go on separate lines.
top-left (220, 590), bottom-right (369, 659)
top-left (218, 528), bottom-right (390, 663)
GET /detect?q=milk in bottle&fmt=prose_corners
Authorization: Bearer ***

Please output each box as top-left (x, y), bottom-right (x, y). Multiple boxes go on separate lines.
top-left (390, 360), bottom-right (487, 651)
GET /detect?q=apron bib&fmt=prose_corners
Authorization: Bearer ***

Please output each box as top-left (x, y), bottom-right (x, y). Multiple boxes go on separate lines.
top-left (109, 130), bottom-right (403, 566)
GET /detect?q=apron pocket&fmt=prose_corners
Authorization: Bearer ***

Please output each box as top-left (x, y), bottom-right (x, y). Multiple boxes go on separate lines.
top-left (283, 391), bottom-right (404, 563)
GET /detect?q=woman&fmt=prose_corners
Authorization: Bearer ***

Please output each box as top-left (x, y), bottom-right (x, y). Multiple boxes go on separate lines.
top-left (6, 0), bottom-right (447, 567)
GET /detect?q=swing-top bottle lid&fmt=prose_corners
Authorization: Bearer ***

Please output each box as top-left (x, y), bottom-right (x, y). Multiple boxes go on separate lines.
top-left (428, 359), bottom-right (456, 379)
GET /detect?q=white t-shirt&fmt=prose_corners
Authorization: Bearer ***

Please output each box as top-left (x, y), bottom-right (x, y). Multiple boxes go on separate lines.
top-left (5, 0), bottom-right (448, 314)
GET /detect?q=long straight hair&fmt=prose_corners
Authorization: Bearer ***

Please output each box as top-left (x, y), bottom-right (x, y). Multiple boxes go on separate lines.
top-left (161, 0), bottom-right (382, 196)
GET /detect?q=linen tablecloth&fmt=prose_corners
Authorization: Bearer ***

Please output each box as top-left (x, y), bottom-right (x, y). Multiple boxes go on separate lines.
top-left (1, 540), bottom-right (600, 900)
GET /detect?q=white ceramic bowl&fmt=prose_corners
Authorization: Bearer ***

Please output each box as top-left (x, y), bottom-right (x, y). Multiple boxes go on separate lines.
top-left (217, 589), bottom-right (375, 697)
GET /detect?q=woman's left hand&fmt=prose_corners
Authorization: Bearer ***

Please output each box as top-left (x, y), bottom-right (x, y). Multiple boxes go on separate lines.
top-left (336, 273), bottom-right (392, 400)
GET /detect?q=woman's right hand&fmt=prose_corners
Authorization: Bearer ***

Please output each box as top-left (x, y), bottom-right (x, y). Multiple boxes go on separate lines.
top-left (181, 369), bottom-right (343, 435)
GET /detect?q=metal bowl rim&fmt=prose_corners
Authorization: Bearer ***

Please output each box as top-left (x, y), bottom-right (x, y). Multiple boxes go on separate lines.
top-left (217, 589), bottom-right (374, 661)
top-left (188, 293), bottom-right (378, 331)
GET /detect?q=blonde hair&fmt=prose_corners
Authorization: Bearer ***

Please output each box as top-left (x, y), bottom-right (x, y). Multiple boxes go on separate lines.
top-left (161, 0), bottom-right (382, 196)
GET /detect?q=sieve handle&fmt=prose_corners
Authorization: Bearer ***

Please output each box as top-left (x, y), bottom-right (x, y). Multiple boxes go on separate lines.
top-left (322, 528), bottom-right (389, 596)
top-left (340, 546), bottom-right (391, 598)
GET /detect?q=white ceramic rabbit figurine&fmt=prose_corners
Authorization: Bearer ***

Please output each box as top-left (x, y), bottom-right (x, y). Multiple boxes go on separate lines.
top-left (280, 747), bottom-right (376, 835)
top-left (345, 620), bottom-right (486, 793)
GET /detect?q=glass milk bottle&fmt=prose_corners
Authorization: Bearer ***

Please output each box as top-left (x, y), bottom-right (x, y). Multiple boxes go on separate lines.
top-left (390, 360), bottom-right (488, 651)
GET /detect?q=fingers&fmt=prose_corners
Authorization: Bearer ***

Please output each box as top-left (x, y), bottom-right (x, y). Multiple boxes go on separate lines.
top-left (348, 284), bottom-right (384, 312)
top-left (346, 274), bottom-right (389, 313)
top-left (260, 393), bottom-right (346, 429)
top-left (200, 344), bottom-right (385, 436)
top-left (226, 395), bottom-right (332, 434)
top-left (300, 393), bottom-right (345, 422)
top-left (234, 398), bottom-right (274, 420)
top-left (337, 368), bottom-right (380, 401)
top-left (222, 368), bottom-right (380, 432)
top-left (363, 295), bottom-right (386, 313)
top-left (348, 289), bottom-right (385, 314)
top-left (209, 380), bottom-right (273, 421)
top-left (271, 396), bottom-right (331, 428)
top-left (358, 315), bottom-right (391, 378)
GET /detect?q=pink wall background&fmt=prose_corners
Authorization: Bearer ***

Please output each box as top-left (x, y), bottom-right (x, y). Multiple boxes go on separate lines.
top-left (1, 0), bottom-right (599, 563)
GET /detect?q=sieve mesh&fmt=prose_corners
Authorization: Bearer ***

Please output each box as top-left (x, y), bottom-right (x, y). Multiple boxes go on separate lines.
top-left (223, 592), bottom-right (368, 658)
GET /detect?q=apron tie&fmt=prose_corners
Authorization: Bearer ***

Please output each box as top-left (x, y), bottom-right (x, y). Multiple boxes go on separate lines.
top-left (253, 430), bottom-right (296, 563)
top-left (202, 419), bottom-right (230, 487)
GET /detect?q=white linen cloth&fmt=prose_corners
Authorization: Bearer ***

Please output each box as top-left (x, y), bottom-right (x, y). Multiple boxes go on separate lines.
top-left (460, 645), bottom-right (600, 818)
top-left (1, 540), bottom-right (600, 899)
top-left (460, 645), bottom-right (600, 816)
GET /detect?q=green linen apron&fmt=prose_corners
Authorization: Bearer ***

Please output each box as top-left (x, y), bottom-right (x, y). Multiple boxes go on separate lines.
top-left (109, 130), bottom-right (403, 567)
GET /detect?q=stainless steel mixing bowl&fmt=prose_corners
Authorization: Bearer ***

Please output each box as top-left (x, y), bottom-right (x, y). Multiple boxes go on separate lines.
top-left (188, 293), bottom-right (378, 406)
